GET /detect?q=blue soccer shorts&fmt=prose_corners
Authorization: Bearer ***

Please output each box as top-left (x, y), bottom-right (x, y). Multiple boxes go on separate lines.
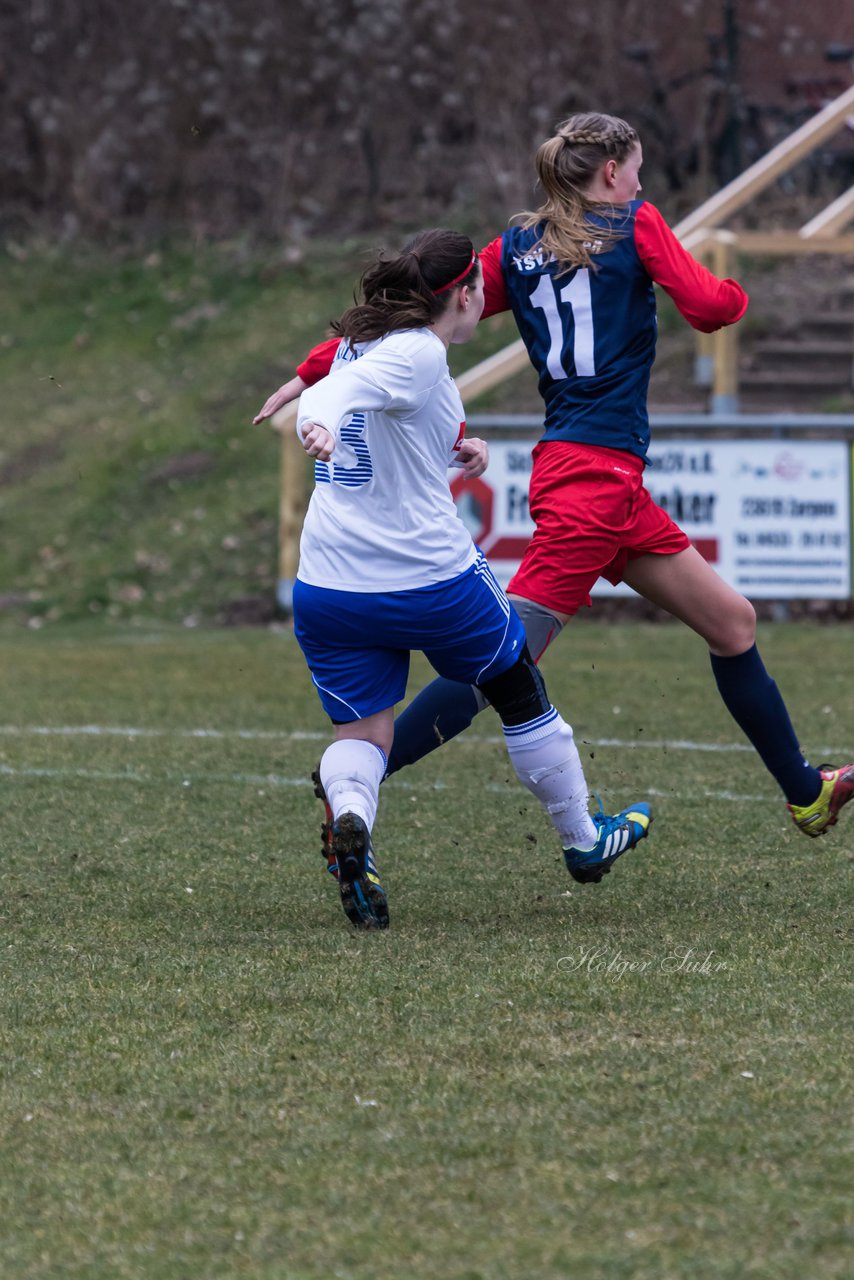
top-left (293, 552), bottom-right (526, 723)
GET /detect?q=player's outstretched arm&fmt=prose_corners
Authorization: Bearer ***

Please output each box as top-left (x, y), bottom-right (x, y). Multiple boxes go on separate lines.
top-left (634, 202), bottom-right (748, 333)
top-left (252, 375), bottom-right (308, 424)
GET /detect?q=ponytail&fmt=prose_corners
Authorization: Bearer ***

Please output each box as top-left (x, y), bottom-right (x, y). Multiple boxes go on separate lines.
top-left (331, 229), bottom-right (478, 348)
top-left (518, 112), bottom-right (639, 272)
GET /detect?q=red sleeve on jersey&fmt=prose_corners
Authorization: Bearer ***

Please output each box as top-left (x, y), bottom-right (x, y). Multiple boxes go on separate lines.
top-left (478, 236), bottom-right (510, 319)
top-left (634, 202), bottom-right (748, 333)
top-left (295, 336), bottom-right (340, 386)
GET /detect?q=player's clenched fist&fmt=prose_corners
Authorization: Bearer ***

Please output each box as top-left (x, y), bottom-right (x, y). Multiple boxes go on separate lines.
top-left (299, 420), bottom-right (335, 461)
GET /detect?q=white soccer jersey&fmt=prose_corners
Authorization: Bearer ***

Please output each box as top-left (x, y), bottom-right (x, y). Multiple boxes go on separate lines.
top-left (295, 329), bottom-right (478, 592)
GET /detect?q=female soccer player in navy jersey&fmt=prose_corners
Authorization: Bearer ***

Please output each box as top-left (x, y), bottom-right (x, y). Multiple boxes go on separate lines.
top-left (289, 227), bottom-right (649, 930)
top-left (258, 114), bottom-right (853, 841)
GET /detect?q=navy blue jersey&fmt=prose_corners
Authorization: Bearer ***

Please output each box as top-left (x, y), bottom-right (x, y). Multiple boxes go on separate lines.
top-left (500, 203), bottom-right (656, 459)
top-left (297, 201), bottom-right (747, 467)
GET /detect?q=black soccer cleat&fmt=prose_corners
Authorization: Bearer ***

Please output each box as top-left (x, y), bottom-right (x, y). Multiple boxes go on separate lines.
top-left (332, 812), bottom-right (389, 931)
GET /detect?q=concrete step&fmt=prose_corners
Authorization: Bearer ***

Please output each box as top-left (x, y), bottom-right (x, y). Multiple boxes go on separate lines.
top-left (751, 340), bottom-right (852, 358)
top-left (737, 391), bottom-right (854, 412)
top-left (743, 340), bottom-right (853, 375)
top-left (797, 310), bottom-right (854, 333)
top-left (739, 369), bottom-right (851, 390)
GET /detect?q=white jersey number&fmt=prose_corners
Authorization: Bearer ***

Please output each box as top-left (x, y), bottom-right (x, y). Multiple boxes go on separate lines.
top-left (530, 269), bottom-right (596, 379)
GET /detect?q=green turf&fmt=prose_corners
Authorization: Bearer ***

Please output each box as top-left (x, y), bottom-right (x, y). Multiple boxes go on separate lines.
top-left (0, 619), bottom-right (851, 1278)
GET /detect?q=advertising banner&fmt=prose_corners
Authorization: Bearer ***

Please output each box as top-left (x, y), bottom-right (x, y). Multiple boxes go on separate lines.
top-left (450, 440), bottom-right (852, 599)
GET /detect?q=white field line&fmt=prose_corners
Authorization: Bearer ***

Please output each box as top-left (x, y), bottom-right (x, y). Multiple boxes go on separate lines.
top-left (0, 723), bottom-right (849, 757)
top-left (2, 723), bottom-right (845, 805)
top-left (0, 762), bottom-right (773, 804)
top-left (0, 763), bottom-right (311, 788)
top-left (0, 724), bottom-right (323, 742)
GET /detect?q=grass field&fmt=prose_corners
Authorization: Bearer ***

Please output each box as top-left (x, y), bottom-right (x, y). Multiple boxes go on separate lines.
top-left (1, 618), bottom-right (851, 1279)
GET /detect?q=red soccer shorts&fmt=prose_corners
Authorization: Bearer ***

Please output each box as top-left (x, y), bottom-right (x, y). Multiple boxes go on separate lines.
top-left (507, 439), bottom-right (690, 616)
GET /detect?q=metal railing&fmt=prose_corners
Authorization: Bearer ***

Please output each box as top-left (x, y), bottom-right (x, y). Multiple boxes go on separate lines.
top-left (467, 413), bottom-right (854, 435)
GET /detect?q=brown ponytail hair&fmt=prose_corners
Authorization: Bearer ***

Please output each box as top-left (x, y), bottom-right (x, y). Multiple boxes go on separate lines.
top-left (331, 228), bottom-right (479, 349)
top-left (519, 112), bottom-right (640, 272)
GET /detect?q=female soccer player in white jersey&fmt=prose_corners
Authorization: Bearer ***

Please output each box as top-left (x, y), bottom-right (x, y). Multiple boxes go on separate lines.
top-left (266, 116), bottom-right (854, 843)
top-left (290, 228), bottom-right (650, 930)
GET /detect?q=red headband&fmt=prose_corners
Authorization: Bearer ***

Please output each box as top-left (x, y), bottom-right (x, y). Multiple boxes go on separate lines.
top-left (432, 250), bottom-right (478, 295)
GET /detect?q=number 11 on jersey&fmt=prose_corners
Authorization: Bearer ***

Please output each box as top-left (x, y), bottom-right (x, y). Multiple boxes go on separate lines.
top-left (530, 269), bottom-right (596, 379)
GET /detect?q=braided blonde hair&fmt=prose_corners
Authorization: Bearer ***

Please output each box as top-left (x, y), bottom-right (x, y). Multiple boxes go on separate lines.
top-left (519, 112), bottom-right (640, 272)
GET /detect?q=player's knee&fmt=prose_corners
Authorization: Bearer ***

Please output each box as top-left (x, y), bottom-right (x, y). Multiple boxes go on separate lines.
top-left (509, 596), bottom-right (565, 662)
top-left (477, 645), bottom-right (551, 726)
top-left (709, 594), bottom-right (756, 656)
top-left (322, 738), bottom-right (387, 791)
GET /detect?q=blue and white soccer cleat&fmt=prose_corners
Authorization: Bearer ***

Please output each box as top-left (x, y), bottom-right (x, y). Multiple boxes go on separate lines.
top-left (332, 812), bottom-right (389, 930)
top-left (563, 802), bottom-right (652, 884)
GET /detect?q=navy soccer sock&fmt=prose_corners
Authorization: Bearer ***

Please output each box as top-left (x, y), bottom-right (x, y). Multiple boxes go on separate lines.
top-left (709, 644), bottom-right (821, 806)
top-left (386, 677), bottom-right (481, 777)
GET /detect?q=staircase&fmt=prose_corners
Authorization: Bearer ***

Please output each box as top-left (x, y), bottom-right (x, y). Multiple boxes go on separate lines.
top-left (738, 283), bottom-right (854, 410)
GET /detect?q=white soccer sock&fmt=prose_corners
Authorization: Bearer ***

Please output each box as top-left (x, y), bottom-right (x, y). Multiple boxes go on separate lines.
top-left (319, 739), bottom-right (387, 830)
top-left (502, 708), bottom-right (597, 849)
